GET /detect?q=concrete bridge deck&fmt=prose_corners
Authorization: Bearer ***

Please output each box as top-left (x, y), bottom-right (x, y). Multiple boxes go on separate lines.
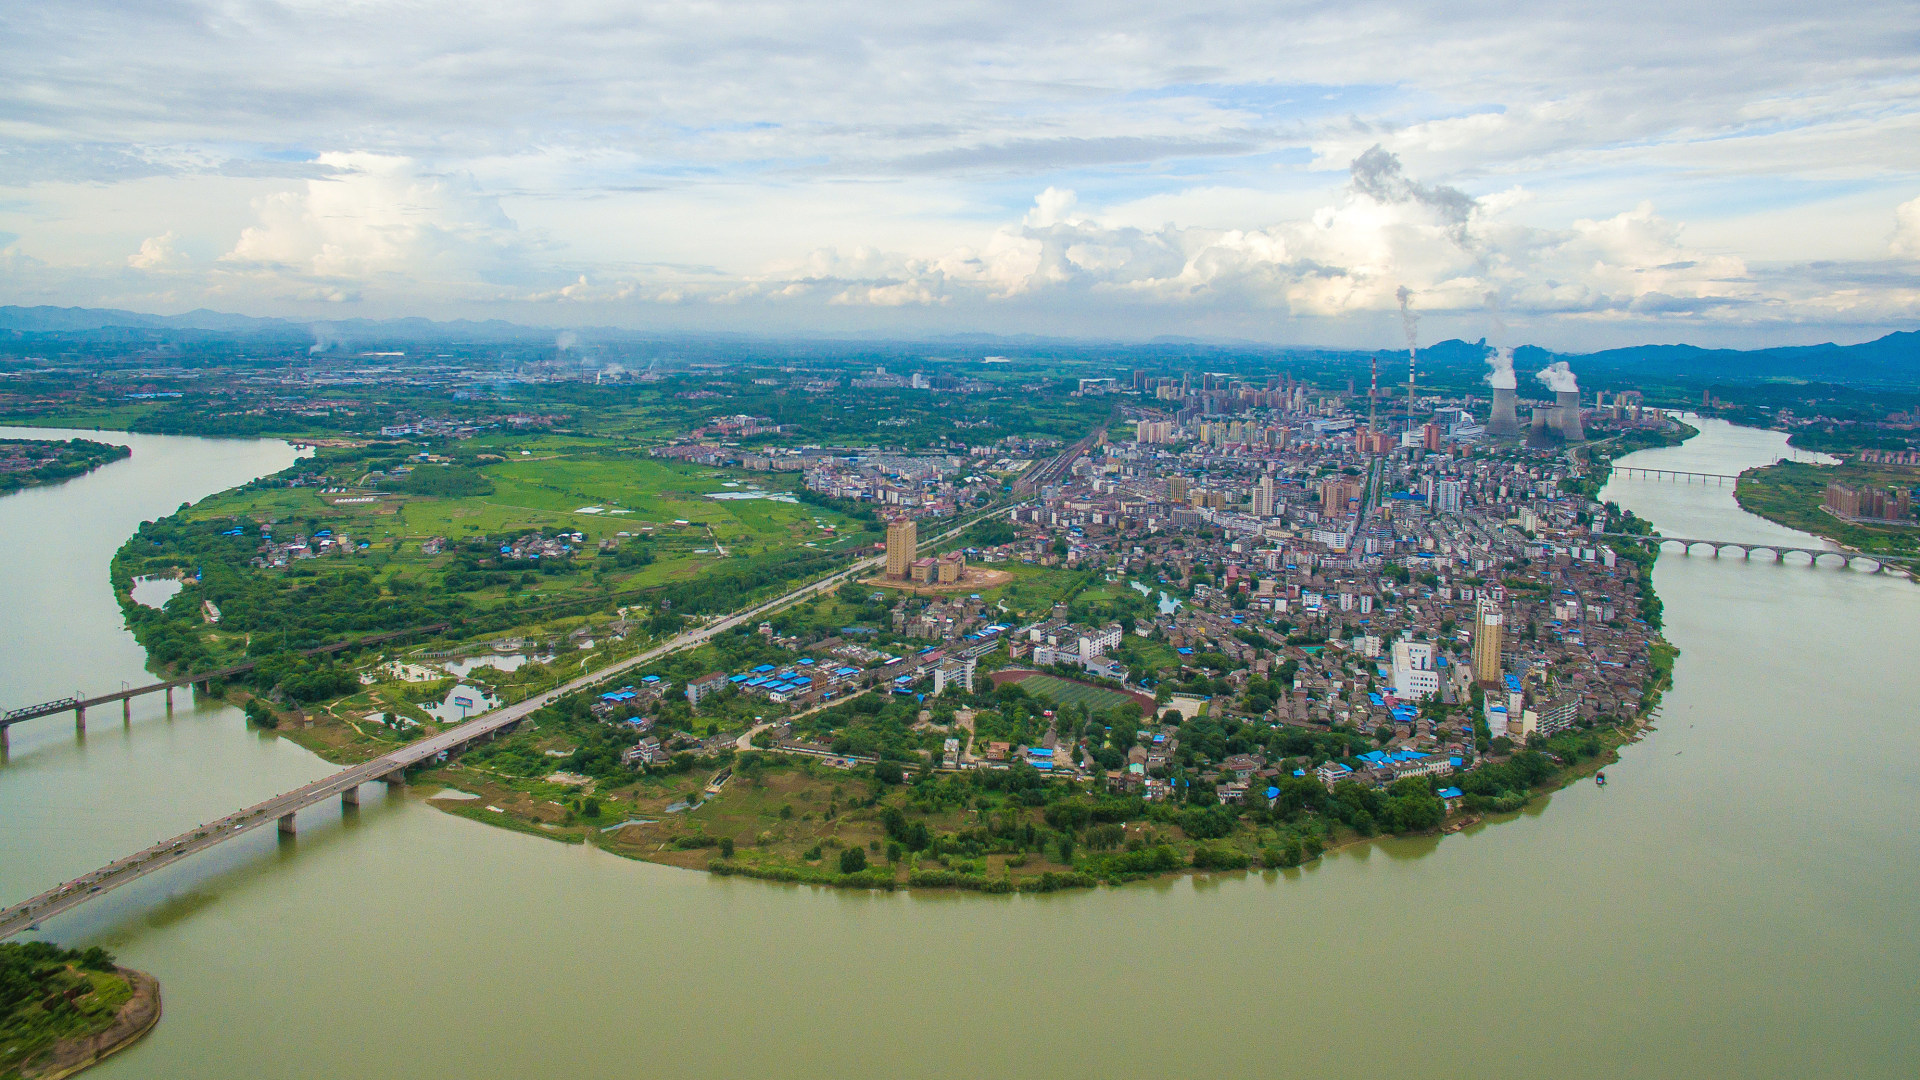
top-left (0, 504), bottom-right (1011, 941)
top-left (1609, 466), bottom-right (1746, 483)
top-left (0, 622), bottom-right (454, 744)
top-left (1597, 532), bottom-right (1917, 571)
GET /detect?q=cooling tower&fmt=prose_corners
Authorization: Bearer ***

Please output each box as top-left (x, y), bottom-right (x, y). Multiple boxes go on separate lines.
top-left (1488, 388), bottom-right (1521, 436)
top-left (1555, 390), bottom-right (1583, 441)
top-left (1527, 407), bottom-right (1556, 449)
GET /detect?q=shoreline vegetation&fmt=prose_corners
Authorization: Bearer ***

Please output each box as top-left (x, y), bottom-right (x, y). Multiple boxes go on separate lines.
top-left (0, 438), bottom-right (129, 496)
top-left (1733, 460), bottom-right (1919, 563)
top-left (1707, 415), bottom-right (1918, 568)
top-left (97, 417), bottom-right (1680, 898)
top-left (101, 426), bottom-right (1685, 898)
top-left (234, 566), bottom-right (1675, 896)
top-left (0, 944), bottom-right (159, 1080)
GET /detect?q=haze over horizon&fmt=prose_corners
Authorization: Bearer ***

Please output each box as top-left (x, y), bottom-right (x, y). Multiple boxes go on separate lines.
top-left (4, 1), bottom-right (1919, 352)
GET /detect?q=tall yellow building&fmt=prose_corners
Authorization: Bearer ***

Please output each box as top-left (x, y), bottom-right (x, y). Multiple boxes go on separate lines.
top-left (885, 518), bottom-right (917, 579)
top-left (1472, 598), bottom-right (1505, 684)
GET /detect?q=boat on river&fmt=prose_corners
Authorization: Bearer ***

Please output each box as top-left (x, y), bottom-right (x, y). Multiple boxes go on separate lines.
top-left (1595, 772), bottom-right (1607, 787)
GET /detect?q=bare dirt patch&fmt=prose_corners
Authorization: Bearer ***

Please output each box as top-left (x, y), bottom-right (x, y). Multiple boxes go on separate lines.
top-left (858, 566), bottom-right (1013, 595)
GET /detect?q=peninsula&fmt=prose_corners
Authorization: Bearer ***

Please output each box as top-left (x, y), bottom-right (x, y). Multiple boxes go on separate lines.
top-left (0, 439), bottom-right (128, 496)
top-left (0, 944), bottom-right (159, 1080)
top-left (81, 350), bottom-right (1681, 892)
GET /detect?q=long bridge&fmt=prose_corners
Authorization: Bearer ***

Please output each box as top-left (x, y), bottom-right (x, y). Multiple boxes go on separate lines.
top-left (1609, 466), bottom-right (1745, 484)
top-left (0, 622), bottom-right (453, 748)
top-left (1597, 532), bottom-right (1918, 572)
top-left (0, 503), bottom-right (1017, 941)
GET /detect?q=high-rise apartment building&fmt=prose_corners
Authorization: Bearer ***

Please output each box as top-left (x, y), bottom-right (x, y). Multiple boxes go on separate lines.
top-left (885, 518), bottom-right (917, 579)
top-left (1167, 476), bottom-right (1189, 503)
top-left (1472, 598), bottom-right (1504, 684)
top-left (1252, 474), bottom-right (1275, 518)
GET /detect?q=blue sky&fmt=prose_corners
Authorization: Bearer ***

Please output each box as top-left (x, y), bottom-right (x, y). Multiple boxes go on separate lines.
top-left (1, 0), bottom-right (1917, 350)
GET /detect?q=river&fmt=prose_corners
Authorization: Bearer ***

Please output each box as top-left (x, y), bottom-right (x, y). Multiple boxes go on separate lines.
top-left (0, 419), bottom-right (1914, 1079)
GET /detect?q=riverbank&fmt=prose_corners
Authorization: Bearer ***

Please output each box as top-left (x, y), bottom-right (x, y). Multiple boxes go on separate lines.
top-left (0, 439), bottom-right (130, 496)
top-left (1733, 459), bottom-right (1919, 562)
top-left (244, 653), bottom-right (1673, 896)
top-left (15, 969), bottom-right (159, 1080)
top-left (0, 944), bottom-right (160, 1080)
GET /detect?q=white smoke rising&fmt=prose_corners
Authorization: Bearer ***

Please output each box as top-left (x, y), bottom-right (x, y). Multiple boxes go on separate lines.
top-left (308, 324), bottom-right (345, 355)
top-left (1536, 360), bottom-right (1579, 393)
top-left (1396, 285), bottom-right (1419, 354)
top-left (1487, 346), bottom-right (1517, 389)
top-left (555, 331), bottom-right (579, 351)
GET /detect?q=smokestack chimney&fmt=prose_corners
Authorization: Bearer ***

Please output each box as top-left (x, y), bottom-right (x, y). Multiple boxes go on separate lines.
top-left (1555, 390), bottom-right (1583, 441)
top-left (1489, 388), bottom-right (1521, 436)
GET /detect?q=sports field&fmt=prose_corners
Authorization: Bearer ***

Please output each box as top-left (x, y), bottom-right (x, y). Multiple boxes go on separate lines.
top-left (1000, 672), bottom-right (1150, 715)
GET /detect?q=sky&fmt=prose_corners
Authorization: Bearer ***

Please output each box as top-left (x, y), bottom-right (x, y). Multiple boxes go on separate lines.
top-left (2, 1), bottom-right (1919, 351)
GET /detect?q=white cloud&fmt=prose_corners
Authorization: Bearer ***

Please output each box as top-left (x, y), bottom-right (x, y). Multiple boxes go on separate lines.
top-left (223, 153), bottom-right (527, 282)
top-left (1893, 196), bottom-right (1920, 258)
top-left (0, 2), bottom-right (1917, 344)
top-left (127, 231), bottom-right (183, 270)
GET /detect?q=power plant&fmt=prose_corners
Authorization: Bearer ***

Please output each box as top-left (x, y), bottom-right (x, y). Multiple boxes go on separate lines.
top-left (1554, 390), bottom-right (1584, 441)
top-left (1484, 345), bottom-right (1523, 437)
top-left (1488, 387), bottom-right (1521, 436)
top-left (1527, 406), bottom-right (1555, 448)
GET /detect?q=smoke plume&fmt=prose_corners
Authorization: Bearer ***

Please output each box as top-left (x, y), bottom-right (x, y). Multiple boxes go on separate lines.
top-left (555, 331), bottom-right (579, 352)
top-left (1536, 360), bottom-right (1579, 394)
top-left (1487, 346), bottom-right (1518, 390)
top-left (1351, 146), bottom-right (1477, 245)
top-left (1396, 285), bottom-right (1419, 355)
top-left (308, 324), bottom-right (344, 355)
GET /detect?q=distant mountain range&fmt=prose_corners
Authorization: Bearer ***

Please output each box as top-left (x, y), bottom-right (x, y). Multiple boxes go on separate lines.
top-left (3, 304), bottom-right (1916, 386)
top-left (1391, 333), bottom-right (1920, 388)
top-left (0, 305), bottom-right (543, 340)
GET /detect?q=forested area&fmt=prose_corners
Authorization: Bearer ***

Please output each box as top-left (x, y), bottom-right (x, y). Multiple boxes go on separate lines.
top-left (0, 942), bottom-right (129, 1078)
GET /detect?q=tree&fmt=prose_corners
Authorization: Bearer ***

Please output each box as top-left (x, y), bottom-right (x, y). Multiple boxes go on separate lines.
top-left (719, 836), bottom-right (735, 858)
top-left (838, 847), bottom-right (868, 874)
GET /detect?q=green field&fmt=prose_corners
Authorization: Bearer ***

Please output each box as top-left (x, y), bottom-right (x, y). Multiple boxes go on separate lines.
top-left (1734, 461), bottom-right (1920, 556)
top-left (113, 442), bottom-right (883, 680)
top-left (1006, 673), bottom-right (1143, 714)
top-left (179, 451), bottom-right (869, 609)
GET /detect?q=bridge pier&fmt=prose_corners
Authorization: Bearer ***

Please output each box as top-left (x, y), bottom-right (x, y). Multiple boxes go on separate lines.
top-left (165, 687), bottom-right (173, 712)
top-left (123, 697), bottom-right (131, 724)
top-left (278, 812), bottom-right (296, 836)
top-left (383, 769), bottom-right (406, 788)
top-left (341, 785), bottom-right (359, 808)
top-left (74, 704), bottom-right (84, 732)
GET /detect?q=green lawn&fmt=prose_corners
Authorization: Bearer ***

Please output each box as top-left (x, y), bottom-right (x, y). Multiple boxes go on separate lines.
top-left (1006, 673), bottom-right (1141, 713)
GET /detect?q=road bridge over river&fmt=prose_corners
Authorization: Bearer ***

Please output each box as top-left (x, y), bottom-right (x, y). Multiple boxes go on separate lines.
top-left (1598, 532), bottom-right (1918, 573)
top-left (0, 622), bottom-right (454, 748)
top-left (0, 505), bottom-right (1014, 940)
